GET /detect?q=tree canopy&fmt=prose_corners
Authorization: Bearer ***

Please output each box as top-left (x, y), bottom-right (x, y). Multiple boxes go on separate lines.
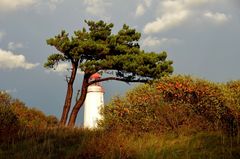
top-left (44, 20), bottom-right (173, 126)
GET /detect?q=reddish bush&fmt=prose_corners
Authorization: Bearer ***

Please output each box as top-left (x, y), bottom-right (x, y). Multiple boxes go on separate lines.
top-left (0, 91), bottom-right (58, 142)
top-left (0, 91), bottom-right (20, 141)
top-left (100, 75), bottom-right (240, 136)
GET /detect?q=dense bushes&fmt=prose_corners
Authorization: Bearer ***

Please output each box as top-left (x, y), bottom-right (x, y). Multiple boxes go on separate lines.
top-left (11, 99), bottom-right (58, 129)
top-left (1, 77), bottom-right (240, 158)
top-left (156, 76), bottom-right (239, 135)
top-left (0, 91), bottom-right (58, 141)
top-left (100, 75), bottom-right (240, 135)
top-left (227, 80), bottom-right (240, 109)
top-left (0, 92), bottom-right (20, 141)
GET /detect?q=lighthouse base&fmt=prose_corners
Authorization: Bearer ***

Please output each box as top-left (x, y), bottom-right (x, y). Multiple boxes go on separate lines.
top-left (83, 85), bottom-right (104, 128)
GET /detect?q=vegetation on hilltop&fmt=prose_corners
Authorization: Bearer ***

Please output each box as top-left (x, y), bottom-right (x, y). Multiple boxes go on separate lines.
top-left (1, 75), bottom-right (240, 158)
top-left (0, 91), bottom-right (58, 142)
top-left (101, 75), bottom-right (240, 136)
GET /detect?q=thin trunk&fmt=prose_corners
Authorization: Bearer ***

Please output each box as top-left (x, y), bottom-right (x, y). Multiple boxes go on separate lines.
top-left (68, 74), bottom-right (89, 127)
top-left (60, 63), bottom-right (78, 126)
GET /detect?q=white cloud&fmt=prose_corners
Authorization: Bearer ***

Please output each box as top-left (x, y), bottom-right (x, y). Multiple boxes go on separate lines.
top-left (0, 32), bottom-right (5, 41)
top-left (143, 0), bottom-right (190, 34)
top-left (144, 10), bottom-right (189, 34)
top-left (144, 0), bottom-right (152, 7)
top-left (142, 36), bottom-right (162, 47)
top-left (204, 11), bottom-right (230, 23)
top-left (161, 0), bottom-right (185, 12)
top-left (5, 88), bottom-right (17, 94)
top-left (8, 42), bottom-right (24, 50)
top-left (84, 0), bottom-right (111, 17)
top-left (47, 0), bottom-right (62, 10)
top-left (0, 0), bottom-right (36, 12)
top-left (184, 0), bottom-right (215, 7)
top-left (135, 4), bottom-right (145, 17)
top-left (0, 0), bottom-right (63, 13)
top-left (0, 48), bottom-right (39, 70)
top-left (47, 62), bottom-right (83, 74)
top-left (51, 63), bottom-right (70, 73)
top-left (143, 0), bottom-right (226, 34)
top-left (135, 0), bottom-right (152, 17)
top-left (142, 36), bottom-right (180, 47)
top-left (35, 0), bottom-right (63, 12)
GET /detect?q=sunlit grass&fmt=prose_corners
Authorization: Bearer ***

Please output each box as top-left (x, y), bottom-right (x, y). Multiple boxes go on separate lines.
top-left (0, 128), bottom-right (239, 159)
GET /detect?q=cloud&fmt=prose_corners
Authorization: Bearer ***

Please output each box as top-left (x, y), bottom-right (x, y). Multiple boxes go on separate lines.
top-left (46, 62), bottom-right (83, 75)
top-left (143, 0), bottom-right (226, 34)
top-left (84, 0), bottom-right (111, 17)
top-left (144, 10), bottom-right (189, 34)
top-left (34, 0), bottom-right (63, 12)
top-left (0, 0), bottom-right (36, 12)
top-left (50, 63), bottom-right (70, 73)
top-left (5, 88), bottom-right (17, 94)
top-left (142, 36), bottom-right (180, 47)
top-left (143, 0), bottom-right (189, 34)
top-left (142, 36), bottom-right (162, 47)
top-left (0, 0), bottom-right (63, 13)
top-left (135, 4), bottom-right (145, 17)
top-left (204, 11), bottom-right (230, 23)
top-left (8, 42), bottom-right (24, 50)
top-left (135, 0), bottom-right (152, 17)
top-left (184, 0), bottom-right (216, 7)
top-left (47, 0), bottom-right (63, 10)
top-left (0, 48), bottom-right (39, 70)
top-left (0, 32), bottom-right (5, 41)
top-left (144, 0), bottom-right (152, 7)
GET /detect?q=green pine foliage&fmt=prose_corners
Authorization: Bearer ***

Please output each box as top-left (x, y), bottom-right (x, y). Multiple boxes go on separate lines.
top-left (45, 20), bottom-right (173, 79)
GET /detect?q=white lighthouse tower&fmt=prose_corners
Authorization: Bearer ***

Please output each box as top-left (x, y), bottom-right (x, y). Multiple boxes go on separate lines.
top-left (83, 73), bottom-right (104, 128)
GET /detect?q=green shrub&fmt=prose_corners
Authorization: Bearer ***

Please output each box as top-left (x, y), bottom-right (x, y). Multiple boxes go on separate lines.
top-left (100, 75), bottom-right (240, 135)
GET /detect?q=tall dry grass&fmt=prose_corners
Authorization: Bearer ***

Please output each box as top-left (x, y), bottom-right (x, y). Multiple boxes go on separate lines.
top-left (0, 127), bottom-right (240, 159)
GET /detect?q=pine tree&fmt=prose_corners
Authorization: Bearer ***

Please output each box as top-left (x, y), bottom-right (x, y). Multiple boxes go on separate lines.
top-left (44, 20), bottom-right (173, 126)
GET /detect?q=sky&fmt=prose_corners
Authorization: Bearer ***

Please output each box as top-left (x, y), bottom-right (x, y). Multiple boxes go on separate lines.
top-left (0, 0), bottom-right (240, 124)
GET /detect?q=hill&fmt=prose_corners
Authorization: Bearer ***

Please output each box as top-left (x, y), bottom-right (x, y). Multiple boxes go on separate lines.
top-left (0, 75), bottom-right (240, 158)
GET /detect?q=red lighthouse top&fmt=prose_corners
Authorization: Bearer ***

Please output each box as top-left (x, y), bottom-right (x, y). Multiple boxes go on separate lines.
top-left (89, 73), bottom-right (101, 80)
top-left (88, 73), bottom-right (104, 92)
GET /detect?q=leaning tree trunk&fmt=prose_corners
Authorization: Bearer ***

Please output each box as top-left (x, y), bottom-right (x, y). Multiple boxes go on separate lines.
top-left (68, 74), bottom-right (90, 127)
top-left (60, 63), bottom-right (78, 126)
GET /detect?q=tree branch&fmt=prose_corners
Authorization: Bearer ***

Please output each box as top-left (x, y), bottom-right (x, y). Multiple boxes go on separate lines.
top-left (87, 76), bottom-right (149, 86)
top-left (65, 75), bottom-right (70, 83)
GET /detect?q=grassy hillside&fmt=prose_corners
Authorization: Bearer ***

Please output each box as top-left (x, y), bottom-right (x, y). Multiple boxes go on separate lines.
top-left (1, 75), bottom-right (240, 158)
top-left (0, 128), bottom-right (239, 159)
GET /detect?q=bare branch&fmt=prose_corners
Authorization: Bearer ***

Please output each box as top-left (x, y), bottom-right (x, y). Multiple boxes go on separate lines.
top-left (65, 75), bottom-right (70, 83)
top-left (87, 76), bottom-right (149, 86)
top-left (75, 89), bottom-right (81, 103)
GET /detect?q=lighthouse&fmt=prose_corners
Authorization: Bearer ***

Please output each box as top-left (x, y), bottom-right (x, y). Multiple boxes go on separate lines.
top-left (83, 73), bottom-right (104, 128)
